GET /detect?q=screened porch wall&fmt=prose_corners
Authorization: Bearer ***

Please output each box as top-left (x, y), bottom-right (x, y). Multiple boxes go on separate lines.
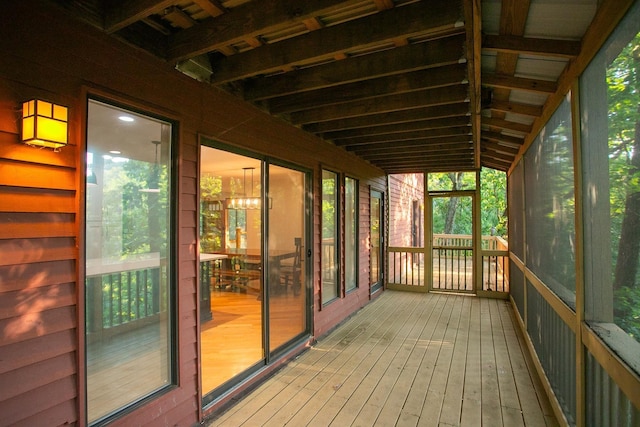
top-left (507, 2), bottom-right (640, 425)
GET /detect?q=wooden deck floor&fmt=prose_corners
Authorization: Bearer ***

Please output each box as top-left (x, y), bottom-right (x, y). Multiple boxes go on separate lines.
top-left (206, 291), bottom-right (558, 427)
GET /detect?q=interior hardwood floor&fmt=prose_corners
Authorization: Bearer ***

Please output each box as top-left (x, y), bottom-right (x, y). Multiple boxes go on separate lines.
top-left (202, 286), bottom-right (306, 394)
top-left (205, 291), bottom-right (558, 427)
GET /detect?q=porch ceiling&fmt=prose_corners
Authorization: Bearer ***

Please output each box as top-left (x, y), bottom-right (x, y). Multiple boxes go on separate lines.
top-left (53, 0), bottom-right (596, 173)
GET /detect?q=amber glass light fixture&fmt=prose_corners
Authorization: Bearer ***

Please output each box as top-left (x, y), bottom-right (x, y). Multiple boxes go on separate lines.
top-left (21, 99), bottom-right (68, 149)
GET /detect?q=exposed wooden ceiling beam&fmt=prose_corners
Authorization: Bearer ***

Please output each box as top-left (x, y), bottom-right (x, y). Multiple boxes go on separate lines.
top-left (486, 100), bottom-right (543, 117)
top-left (363, 153), bottom-right (473, 166)
top-left (480, 140), bottom-right (520, 155)
top-left (337, 127), bottom-right (472, 146)
top-left (357, 145), bottom-right (474, 158)
top-left (167, 0), bottom-right (367, 61)
top-left (105, 0), bottom-right (174, 33)
top-left (244, 34), bottom-right (466, 101)
top-left (482, 117), bottom-right (532, 134)
top-left (162, 6), bottom-right (196, 29)
top-left (302, 17), bottom-right (324, 31)
top-left (480, 149), bottom-right (515, 163)
top-left (463, 0), bottom-right (482, 169)
top-left (322, 116), bottom-right (471, 140)
top-left (291, 84), bottom-right (469, 125)
top-left (373, 0), bottom-right (395, 10)
top-left (483, 34), bottom-right (581, 58)
top-left (483, 74), bottom-right (557, 94)
top-left (373, 157), bottom-right (475, 168)
top-left (191, 0), bottom-right (226, 18)
top-left (481, 131), bottom-right (525, 147)
top-left (480, 0), bottom-right (531, 171)
top-left (304, 103), bottom-right (470, 133)
top-left (386, 163), bottom-right (476, 173)
top-left (345, 135), bottom-right (473, 152)
top-left (481, 156), bottom-right (512, 170)
top-left (209, 0), bottom-right (463, 83)
top-left (268, 63), bottom-right (468, 114)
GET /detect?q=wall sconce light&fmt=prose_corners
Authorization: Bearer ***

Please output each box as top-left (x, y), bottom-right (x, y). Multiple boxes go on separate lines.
top-left (21, 99), bottom-right (68, 149)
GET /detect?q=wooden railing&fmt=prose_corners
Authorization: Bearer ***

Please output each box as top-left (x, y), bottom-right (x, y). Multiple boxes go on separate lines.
top-left (480, 236), bottom-right (509, 293)
top-left (432, 234), bottom-right (473, 291)
top-left (388, 247), bottom-right (426, 290)
top-left (388, 235), bottom-right (509, 293)
top-left (86, 255), bottom-right (165, 337)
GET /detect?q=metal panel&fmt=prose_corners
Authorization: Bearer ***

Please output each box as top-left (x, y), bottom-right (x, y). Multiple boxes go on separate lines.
top-left (586, 352), bottom-right (640, 427)
top-left (527, 280), bottom-right (577, 425)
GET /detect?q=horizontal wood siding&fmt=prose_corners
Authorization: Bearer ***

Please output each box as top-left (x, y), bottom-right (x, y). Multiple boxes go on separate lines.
top-left (0, 1), bottom-right (387, 425)
top-left (388, 173), bottom-right (424, 247)
top-left (0, 131), bottom-right (78, 426)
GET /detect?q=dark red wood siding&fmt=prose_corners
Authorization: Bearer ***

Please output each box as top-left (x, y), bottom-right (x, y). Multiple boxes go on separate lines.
top-left (0, 1), bottom-right (387, 425)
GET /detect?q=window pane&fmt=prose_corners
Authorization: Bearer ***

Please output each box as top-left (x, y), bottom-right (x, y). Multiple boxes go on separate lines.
top-left (322, 170), bottom-right (338, 303)
top-left (86, 100), bottom-right (173, 423)
top-left (345, 177), bottom-right (358, 292)
top-left (428, 172), bottom-right (476, 191)
top-left (581, 1), bottom-right (640, 356)
top-left (524, 95), bottom-right (576, 308)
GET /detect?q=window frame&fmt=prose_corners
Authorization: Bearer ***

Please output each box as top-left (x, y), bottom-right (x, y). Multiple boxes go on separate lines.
top-left (84, 95), bottom-right (179, 425)
top-left (344, 175), bottom-right (359, 293)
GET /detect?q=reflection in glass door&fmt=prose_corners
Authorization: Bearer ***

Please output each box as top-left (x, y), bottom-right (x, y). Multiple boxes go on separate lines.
top-left (199, 147), bottom-right (263, 398)
top-left (267, 164), bottom-right (308, 352)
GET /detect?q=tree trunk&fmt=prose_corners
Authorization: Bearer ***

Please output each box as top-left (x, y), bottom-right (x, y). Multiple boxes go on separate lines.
top-left (613, 46), bottom-right (640, 291)
top-left (444, 173), bottom-right (463, 234)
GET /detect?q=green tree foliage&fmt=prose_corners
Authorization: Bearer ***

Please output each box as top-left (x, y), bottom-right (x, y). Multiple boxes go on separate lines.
top-left (428, 170), bottom-right (507, 238)
top-left (480, 168), bottom-right (507, 237)
top-left (608, 32), bottom-right (640, 339)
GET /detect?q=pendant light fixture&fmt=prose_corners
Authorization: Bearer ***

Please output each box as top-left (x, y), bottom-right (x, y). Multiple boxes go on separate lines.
top-left (226, 167), bottom-right (260, 209)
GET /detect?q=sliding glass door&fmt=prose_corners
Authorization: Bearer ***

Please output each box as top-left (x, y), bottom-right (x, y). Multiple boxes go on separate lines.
top-left (199, 143), bottom-right (310, 402)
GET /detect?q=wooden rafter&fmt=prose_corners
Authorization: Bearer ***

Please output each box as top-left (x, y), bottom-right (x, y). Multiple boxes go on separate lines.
top-left (486, 100), bottom-right (542, 117)
top-left (483, 34), bottom-right (581, 58)
top-left (482, 117), bottom-right (532, 134)
top-left (290, 85), bottom-right (470, 125)
top-left (336, 127), bottom-right (472, 146)
top-left (244, 34), bottom-right (466, 101)
top-left (463, 0), bottom-right (481, 169)
top-left (191, 0), bottom-right (226, 17)
top-left (268, 63), bottom-right (468, 114)
top-left (346, 135), bottom-right (473, 152)
top-left (304, 103), bottom-right (470, 133)
top-left (167, 0), bottom-right (368, 61)
top-left (483, 74), bottom-right (557, 94)
top-left (323, 116), bottom-right (471, 140)
top-left (105, 0), bottom-right (174, 33)
top-left (208, 0), bottom-right (463, 83)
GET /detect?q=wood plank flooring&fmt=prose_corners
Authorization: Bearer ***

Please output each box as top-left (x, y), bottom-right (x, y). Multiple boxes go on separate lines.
top-left (205, 291), bottom-right (558, 427)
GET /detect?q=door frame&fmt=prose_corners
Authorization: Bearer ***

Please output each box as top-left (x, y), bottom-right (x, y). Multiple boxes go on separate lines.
top-left (427, 189), bottom-right (478, 294)
top-left (370, 189), bottom-right (385, 294)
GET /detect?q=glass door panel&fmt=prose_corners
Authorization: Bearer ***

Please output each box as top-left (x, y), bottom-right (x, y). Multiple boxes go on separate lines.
top-left (267, 164), bottom-right (307, 352)
top-left (371, 190), bottom-right (383, 293)
top-left (199, 147), bottom-right (263, 397)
